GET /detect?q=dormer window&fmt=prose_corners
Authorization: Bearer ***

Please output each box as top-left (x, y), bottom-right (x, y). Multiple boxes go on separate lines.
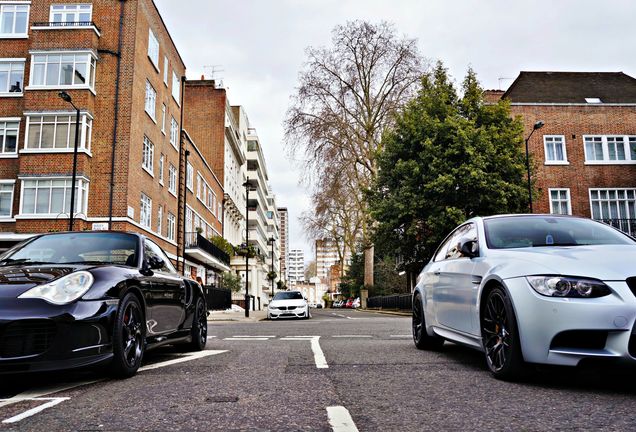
top-left (585, 97), bottom-right (602, 104)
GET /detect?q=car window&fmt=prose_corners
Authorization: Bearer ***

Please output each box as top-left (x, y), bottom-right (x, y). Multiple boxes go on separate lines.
top-left (445, 224), bottom-right (474, 260)
top-left (433, 231), bottom-right (457, 262)
top-left (273, 291), bottom-right (304, 300)
top-left (144, 239), bottom-right (177, 274)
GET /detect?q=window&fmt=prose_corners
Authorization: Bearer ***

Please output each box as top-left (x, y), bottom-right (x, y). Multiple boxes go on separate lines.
top-left (163, 56), bottom-right (168, 85)
top-left (549, 189), bottom-right (571, 215)
top-left (140, 193), bottom-right (152, 228)
top-left (145, 80), bottom-right (156, 120)
top-left (543, 135), bottom-right (567, 164)
top-left (584, 135), bottom-right (636, 164)
top-left (50, 4), bottom-right (92, 23)
top-left (196, 173), bottom-right (203, 200)
top-left (142, 136), bottom-right (154, 174)
top-left (161, 104), bottom-right (166, 134)
top-left (0, 60), bottom-right (24, 94)
top-left (144, 239), bottom-right (176, 273)
top-left (147, 28), bottom-right (159, 69)
top-left (170, 117), bottom-right (178, 147)
top-left (172, 72), bottom-right (180, 102)
top-left (30, 52), bottom-right (96, 89)
top-left (0, 181), bottom-right (14, 217)
top-left (20, 178), bottom-right (88, 216)
top-left (590, 189), bottom-right (636, 220)
top-left (25, 114), bottom-right (92, 152)
top-left (167, 212), bottom-right (176, 240)
top-left (186, 163), bottom-right (193, 190)
top-left (0, 4), bottom-right (29, 37)
top-left (157, 205), bottom-right (163, 235)
top-left (168, 164), bottom-right (177, 195)
top-left (218, 202), bottom-right (222, 218)
top-left (158, 154), bottom-right (164, 185)
top-left (0, 120), bottom-right (19, 155)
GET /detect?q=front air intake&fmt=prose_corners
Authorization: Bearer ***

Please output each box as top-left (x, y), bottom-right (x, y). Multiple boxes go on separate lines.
top-left (626, 277), bottom-right (636, 298)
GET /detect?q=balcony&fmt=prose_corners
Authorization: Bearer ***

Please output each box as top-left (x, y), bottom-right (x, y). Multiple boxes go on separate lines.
top-left (185, 232), bottom-right (231, 271)
top-left (598, 219), bottom-right (636, 236)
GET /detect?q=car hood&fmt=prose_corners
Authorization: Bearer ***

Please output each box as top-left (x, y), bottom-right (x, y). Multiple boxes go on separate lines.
top-left (270, 299), bottom-right (306, 308)
top-left (487, 244), bottom-right (636, 281)
top-left (0, 265), bottom-right (89, 299)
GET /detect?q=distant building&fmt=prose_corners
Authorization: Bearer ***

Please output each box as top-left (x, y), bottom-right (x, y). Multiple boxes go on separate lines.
top-left (288, 248), bottom-right (305, 286)
top-left (277, 207), bottom-right (289, 281)
top-left (316, 238), bottom-right (340, 283)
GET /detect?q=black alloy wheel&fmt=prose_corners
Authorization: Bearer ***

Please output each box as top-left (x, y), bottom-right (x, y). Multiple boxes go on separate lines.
top-left (481, 287), bottom-right (524, 380)
top-left (111, 293), bottom-right (146, 378)
top-left (182, 296), bottom-right (207, 351)
top-left (412, 292), bottom-right (444, 350)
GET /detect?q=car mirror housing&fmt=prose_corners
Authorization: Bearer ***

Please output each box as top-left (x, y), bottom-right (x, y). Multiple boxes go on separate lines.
top-left (147, 256), bottom-right (165, 270)
top-left (459, 238), bottom-right (479, 258)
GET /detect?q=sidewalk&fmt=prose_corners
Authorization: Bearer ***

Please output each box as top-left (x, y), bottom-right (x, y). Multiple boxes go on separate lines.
top-left (207, 309), bottom-right (268, 322)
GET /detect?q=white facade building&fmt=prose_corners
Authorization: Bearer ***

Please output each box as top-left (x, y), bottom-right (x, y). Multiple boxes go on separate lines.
top-left (223, 104), bottom-right (247, 247)
top-left (316, 238), bottom-right (340, 283)
top-left (288, 249), bottom-right (305, 286)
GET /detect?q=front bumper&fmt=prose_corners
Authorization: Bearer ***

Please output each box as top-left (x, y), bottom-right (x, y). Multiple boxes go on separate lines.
top-left (268, 306), bottom-right (308, 319)
top-left (0, 298), bottom-right (118, 374)
top-left (505, 277), bottom-right (636, 366)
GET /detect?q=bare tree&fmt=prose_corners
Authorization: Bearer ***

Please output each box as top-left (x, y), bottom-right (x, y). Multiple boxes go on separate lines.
top-left (286, 20), bottom-right (424, 286)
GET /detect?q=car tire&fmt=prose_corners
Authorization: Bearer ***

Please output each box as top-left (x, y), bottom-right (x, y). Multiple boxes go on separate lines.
top-left (481, 286), bottom-right (525, 381)
top-left (412, 292), bottom-right (444, 350)
top-left (110, 293), bottom-right (146, 378)
top-left (183, 296), bottom-right (207, 352)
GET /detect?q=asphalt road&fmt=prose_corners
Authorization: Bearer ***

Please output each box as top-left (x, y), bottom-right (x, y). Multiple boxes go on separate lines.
top-left (1, 308), bottom-right (636, 431)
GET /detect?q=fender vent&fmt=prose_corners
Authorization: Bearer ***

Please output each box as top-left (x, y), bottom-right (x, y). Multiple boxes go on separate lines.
top-left (626, 277), bottom-right (636, 298)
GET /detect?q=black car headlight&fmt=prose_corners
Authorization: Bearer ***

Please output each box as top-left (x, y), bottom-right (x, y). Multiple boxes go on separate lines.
top-left (19, 271), bottom-right (94, 305)
top-left (526, 276), bottom-right (611, 298)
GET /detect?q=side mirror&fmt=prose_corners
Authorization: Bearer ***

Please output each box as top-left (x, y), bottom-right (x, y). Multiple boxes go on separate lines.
top-left (459, 237), bottom-right (479, 258)
top-left (147, 256), bottom-right (165, 270)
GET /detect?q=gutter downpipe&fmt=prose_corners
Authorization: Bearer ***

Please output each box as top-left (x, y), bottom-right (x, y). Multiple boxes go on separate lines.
top-left (177, 76), bottom-right (187, 274)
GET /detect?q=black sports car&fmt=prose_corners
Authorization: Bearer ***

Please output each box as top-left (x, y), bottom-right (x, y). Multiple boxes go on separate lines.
top-left (0, 231), bottom-right (208, 377)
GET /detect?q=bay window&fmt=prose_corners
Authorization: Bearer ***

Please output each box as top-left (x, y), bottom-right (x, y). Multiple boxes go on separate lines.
top-left (20, 178), bottom-right (89, 217)
top-left (0, 60), bottom-right (25, 94)
top-left (25, 113), bottom-right (92, 152)
top-left (50, 4), bottom-right (92, 23)
top-left (29, 51), bottom-right (96, 90)
top-left (0, 4), bottom-right (29, 38)
top-left (0, 119), bottom-right (19, 155)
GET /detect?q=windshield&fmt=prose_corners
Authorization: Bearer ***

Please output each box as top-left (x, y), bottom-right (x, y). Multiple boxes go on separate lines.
top-left (0, 232), bottom-right (139, 266)
top-left (484, 216), bottom-right (635, 249)
top-left (273, 291), bottom-right (304, 300)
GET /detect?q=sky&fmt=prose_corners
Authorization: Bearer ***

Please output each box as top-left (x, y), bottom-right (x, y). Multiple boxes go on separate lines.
top-left (154, 0), bottom-right (636, 263)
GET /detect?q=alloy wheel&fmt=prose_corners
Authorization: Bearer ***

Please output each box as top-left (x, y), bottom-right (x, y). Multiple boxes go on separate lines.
top-left (122, 302), bottom-right (143, 367)
top-left (412, 294), bottom-right (423, 343)
top-left (482, 291), bottom-right (511, 372)
top-left (196, 299), bottom-right (207, 346)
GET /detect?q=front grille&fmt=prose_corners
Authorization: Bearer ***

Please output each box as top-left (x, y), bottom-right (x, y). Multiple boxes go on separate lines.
top-left (626, 277), bottom-right (636, 298)
top-left (0, 320), bottom-right (57, 358)
top-left (288, 306), bottom-right (297, 310)
top-left (550, 330), bottom-right (607, 350)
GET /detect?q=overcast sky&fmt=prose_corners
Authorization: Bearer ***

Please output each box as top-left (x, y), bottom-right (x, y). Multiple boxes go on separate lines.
top-left (155, 0), bottom-right (636, 263)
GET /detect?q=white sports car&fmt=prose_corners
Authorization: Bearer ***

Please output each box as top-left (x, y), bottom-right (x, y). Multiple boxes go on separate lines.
top-left (268, 291), bottom-right (310, 320)
top-left (413, 214), bottom-right (636, 380)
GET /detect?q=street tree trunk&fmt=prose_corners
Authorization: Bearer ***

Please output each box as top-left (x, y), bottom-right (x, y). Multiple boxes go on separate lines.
top-left (364, 245), bottom-right (374, 287)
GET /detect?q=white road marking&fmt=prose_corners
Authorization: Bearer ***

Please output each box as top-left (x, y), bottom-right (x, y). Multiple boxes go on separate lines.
top-left (207, 336), bottom-right (217, 339)
top-left (139, 350), bottom-right (227, 371)
top-left (231, 335), bottom-right (276, 338)
top-left (223, 337), bottom-right (271, 341)
top-left (2, 398), bottom-right (70, 424)
top-left (332, 335), bottom-right (373, 338)
top-left (390, 335), bottom-right (412, 338)
top-left (327, 406), bottom-right (359, 432)
top-left (0, 379), bottom-right (101, 409)
top-left (311, 336), bottom-right (328, 369)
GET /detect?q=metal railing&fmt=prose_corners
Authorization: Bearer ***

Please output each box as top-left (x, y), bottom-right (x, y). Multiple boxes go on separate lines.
top-left (367, 294), bottom-right (412, 311)
top-left (33, 21), bottom-right (101, 32)
top-left (185, 232), bottom-right (230, 266)
top-left (599, 219), bottom-right (636, 236)
top-left (203, 286), bottom-right (231, 310)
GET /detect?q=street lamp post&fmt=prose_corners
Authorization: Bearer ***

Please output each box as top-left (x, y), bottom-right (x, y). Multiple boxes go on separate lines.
top-left (524, 120), bottom-right (545, 213)
top-left (58, 91), bottom-right (81, 231)
top-left (243, 179), bottom-right (251, 318)
top-left (269, 236), bottom-right (275, 299)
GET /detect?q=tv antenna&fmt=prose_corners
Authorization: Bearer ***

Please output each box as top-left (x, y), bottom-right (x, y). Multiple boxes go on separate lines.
top-left (203, 65), bottom-right (225, 88)
top-left (498, 77), bottom-right (513, 90)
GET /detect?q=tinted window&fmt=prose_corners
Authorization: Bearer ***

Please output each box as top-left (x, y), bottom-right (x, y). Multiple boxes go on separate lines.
top-left (0, 232), bottom-right (138, 266)
top-left (484, 216), bottom-right (634, 249)
top-left (273, 291), bottom-right (304, 300)
top-left (144, 239), bottom-right (177, 273)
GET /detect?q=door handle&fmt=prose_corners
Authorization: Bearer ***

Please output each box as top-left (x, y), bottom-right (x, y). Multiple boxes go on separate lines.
top-left (433, 269), bottom-right (441, 275)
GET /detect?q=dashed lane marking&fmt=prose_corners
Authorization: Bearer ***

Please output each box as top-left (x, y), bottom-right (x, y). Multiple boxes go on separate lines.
top-left (327, 406), bottom-right (359, 432)
top-left (332, 335), bottom-right (373, 338)
top-left (280, 336), bottom-right (328, 368)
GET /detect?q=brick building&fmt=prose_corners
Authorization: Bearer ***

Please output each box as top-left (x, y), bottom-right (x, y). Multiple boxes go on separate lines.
top-left (0, 0), bottom-right (186, 259)
top-left (488, 72), bottom-right (636, 235)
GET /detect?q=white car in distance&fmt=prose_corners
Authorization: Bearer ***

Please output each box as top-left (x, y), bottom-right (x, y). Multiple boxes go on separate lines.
top-left (268, 291), bottom-right (310, 320)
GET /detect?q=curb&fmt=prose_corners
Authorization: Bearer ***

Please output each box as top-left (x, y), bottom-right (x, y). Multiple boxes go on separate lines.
top-left (358, 308), bottom-right (411, 317)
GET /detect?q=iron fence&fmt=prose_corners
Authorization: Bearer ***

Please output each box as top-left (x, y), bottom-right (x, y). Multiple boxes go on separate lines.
top-left (185, 232), bottom-right (231, 265)
top-left (599, 218), bottom-right (636, 237)
top-left (33, 21), bottom-right (101, 32)
top-left (204, 286), bottom-right (231, 310)
top-left (367, 294), bottom-right (412, 311)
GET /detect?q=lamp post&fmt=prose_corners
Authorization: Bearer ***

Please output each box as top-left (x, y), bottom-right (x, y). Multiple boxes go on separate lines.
top-left (524, 120), bottom-right (545, 213)
top-left (269, 236), bottom-right (275, 299)
top-left (242, 179), bottom-right (251, 318)
top-left (58, 91), bottom-right (81, 231)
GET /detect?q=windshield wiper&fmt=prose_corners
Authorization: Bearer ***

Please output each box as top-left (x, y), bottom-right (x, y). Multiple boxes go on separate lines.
top-left (0, 258), bottom-right (55, 266)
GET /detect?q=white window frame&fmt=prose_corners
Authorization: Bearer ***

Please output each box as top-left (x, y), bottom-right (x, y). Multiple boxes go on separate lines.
top-left (144, 80), bottom-right (157, 121)
top-left (158, 153), bottom-right (164, 185)
top-left (49, 4), bottom-right (92, 24)
top-left (548, 188), bottom-right (571, 215)
top-left (543, 135), bottom-right (568, 165)
top-left (19, 177), bottom-right (89, 218)
top-left (0, 179), bottom-right (15, 219)
top-left (168, 164), bottom-right (177, 196)
top-left (167, 212), bottom-right (176, 240)
top-left (589, 188), bottom-right (636, 220)
top-left (140, 193), bottom-right (152, 228)
top-left (0, 58), bottom-right (25, 96)
top-left (172, 71), bottom-right (180, 104)
top-left (0, 117), bottom-right (20, 157)
top-left (0, 4), bottom-right (29, 39)
top-left (147, 28), bottom-right (159, 71)
top-left (157, 205), bottom-right (163, 235)
top-left (27, 50), bottom-right (97, 92)
top-left (161, 103), bottom-right (166, 134)
top-left (23, 112), bottom-right (93, 155)
top-left (142, 135), bottom-right (154, 176)
top-left (170, 116), bottom-right (178, 149)
top-left (583, 135), bottom-right (636, 165)
top-left (186, 162), bottom-right (193, 191)
top-left (163, 56), bottom-right (168, 86)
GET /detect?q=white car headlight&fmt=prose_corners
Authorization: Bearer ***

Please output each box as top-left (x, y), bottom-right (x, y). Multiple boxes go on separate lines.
top-left (19, 271), bottom-right (94, 305)
top-left (526, 275), bottom-right (611, 298)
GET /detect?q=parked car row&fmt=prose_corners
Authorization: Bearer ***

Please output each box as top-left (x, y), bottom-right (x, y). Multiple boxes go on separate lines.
top-left (332, 298), bottom-right (360, 309)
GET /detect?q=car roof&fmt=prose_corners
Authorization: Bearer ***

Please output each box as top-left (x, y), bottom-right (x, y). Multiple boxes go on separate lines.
top-left (479, 214), bottom-right (587, 221)
top-left (34, 230), bottom-right (144, 238)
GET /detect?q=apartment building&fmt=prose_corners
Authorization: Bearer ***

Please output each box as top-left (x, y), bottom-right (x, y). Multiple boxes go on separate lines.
top-left (488, 72), bottom-right (636, 235)
top-left (287, 248), bottom-right (304, 286)
top-left (277, 207), bottom-right (288, 281)
top-left (316, 238), bottom-right (339, 284)
top-left (0, 0), bottom-right (186, 259)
